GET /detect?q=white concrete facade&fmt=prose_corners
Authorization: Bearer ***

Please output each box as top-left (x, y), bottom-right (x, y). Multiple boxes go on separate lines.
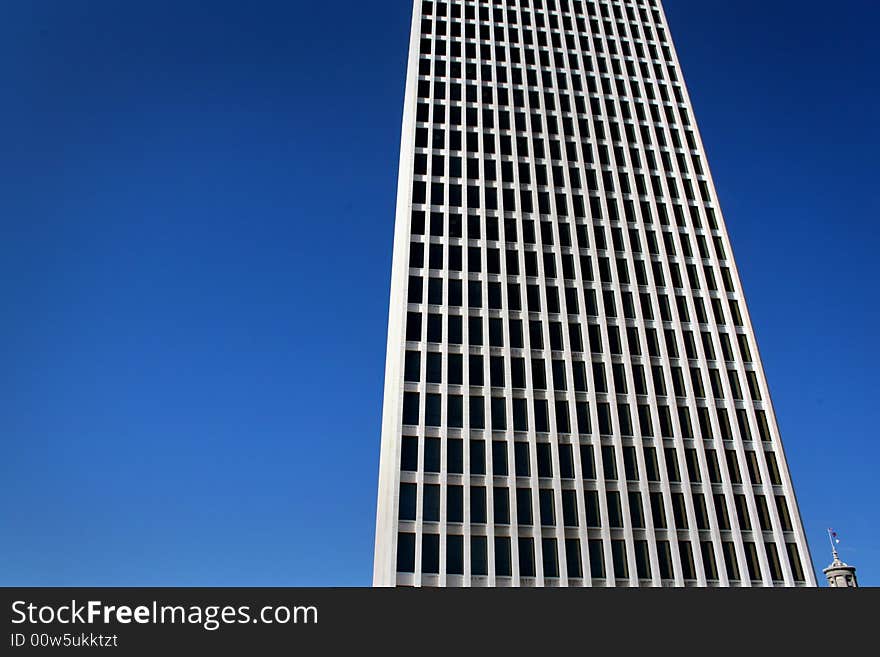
top-left (374, 0), bottom-right (816, 588)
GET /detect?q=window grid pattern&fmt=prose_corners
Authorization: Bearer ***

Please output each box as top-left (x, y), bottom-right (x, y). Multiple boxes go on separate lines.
top-left (374, 0), bottom-right (816, 588)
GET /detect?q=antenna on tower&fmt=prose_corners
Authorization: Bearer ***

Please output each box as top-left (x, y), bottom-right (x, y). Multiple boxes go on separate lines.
top-left (827, 528), bottom-right (841, 562)
top-left (824, 528), bottom-right (858, 587)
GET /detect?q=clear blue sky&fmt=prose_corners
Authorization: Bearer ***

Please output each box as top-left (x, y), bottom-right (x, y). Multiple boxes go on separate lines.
top-left (0, 0), bottom-right (877, 587)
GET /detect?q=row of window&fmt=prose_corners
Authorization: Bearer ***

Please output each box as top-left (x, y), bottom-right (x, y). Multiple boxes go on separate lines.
top-left (407, 274), bottom-right (744, 320)
top-left (414, 136), bottom-right (702, 183)
top-left (405, 350), bottom-right (763, 403)
top-left (397, 532), bottom-right (806, 583)
top-left (411, 255), bottom-right (727, 290)
top-left (409, 276), bottom-right (733, 318)
top-left (402, 390), bottom-right (771, 442)
top-left (419, 22), bottom-right (668, 59)
top-left (409, 286), bottom-right (739, 338)
top-left (415, 72), bottom-right (687, 131)
top-left (419, 1), bottom-right (671, 54)
top-left (411, 211), bottom-right (725, 263)
top-left (414, 199), bottom-right (719, 235)
top-left (417, 55), bottom-right (681, 104)
top-left (405, 310), bottom-right (753, 361)
top-left (417, 55), bottom-right (682, 93)
top-left (413, 167), bottom-right (707, 206)
top-left (407, 276), bottom-right (740, 326)
top-left (414, 28), bottom-right (682, 106)
top-left (399, 483), bottom-right (792, 536)
top-left (412, 114), bottom-right (697, 168)
top-left (401, 437), bottom-right (782, 486)
top-left (423, 0), bottom-right (667, 35)
top-left (415, 69), bottom-right (686, 130)
top-left (409, 210), bottom-right (729, 282)
top-left (424, 0), bottom-right (666, 18)
top-left (410, 219), bottom-right (723, 289)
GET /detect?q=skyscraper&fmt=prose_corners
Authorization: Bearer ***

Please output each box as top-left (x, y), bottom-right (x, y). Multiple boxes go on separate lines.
top-left (374, 0), bottom-right (816, 587)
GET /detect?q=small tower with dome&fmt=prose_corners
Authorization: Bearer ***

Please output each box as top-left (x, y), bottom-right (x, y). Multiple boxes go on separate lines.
top-left (823, 529), bottom-right (858, 588)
